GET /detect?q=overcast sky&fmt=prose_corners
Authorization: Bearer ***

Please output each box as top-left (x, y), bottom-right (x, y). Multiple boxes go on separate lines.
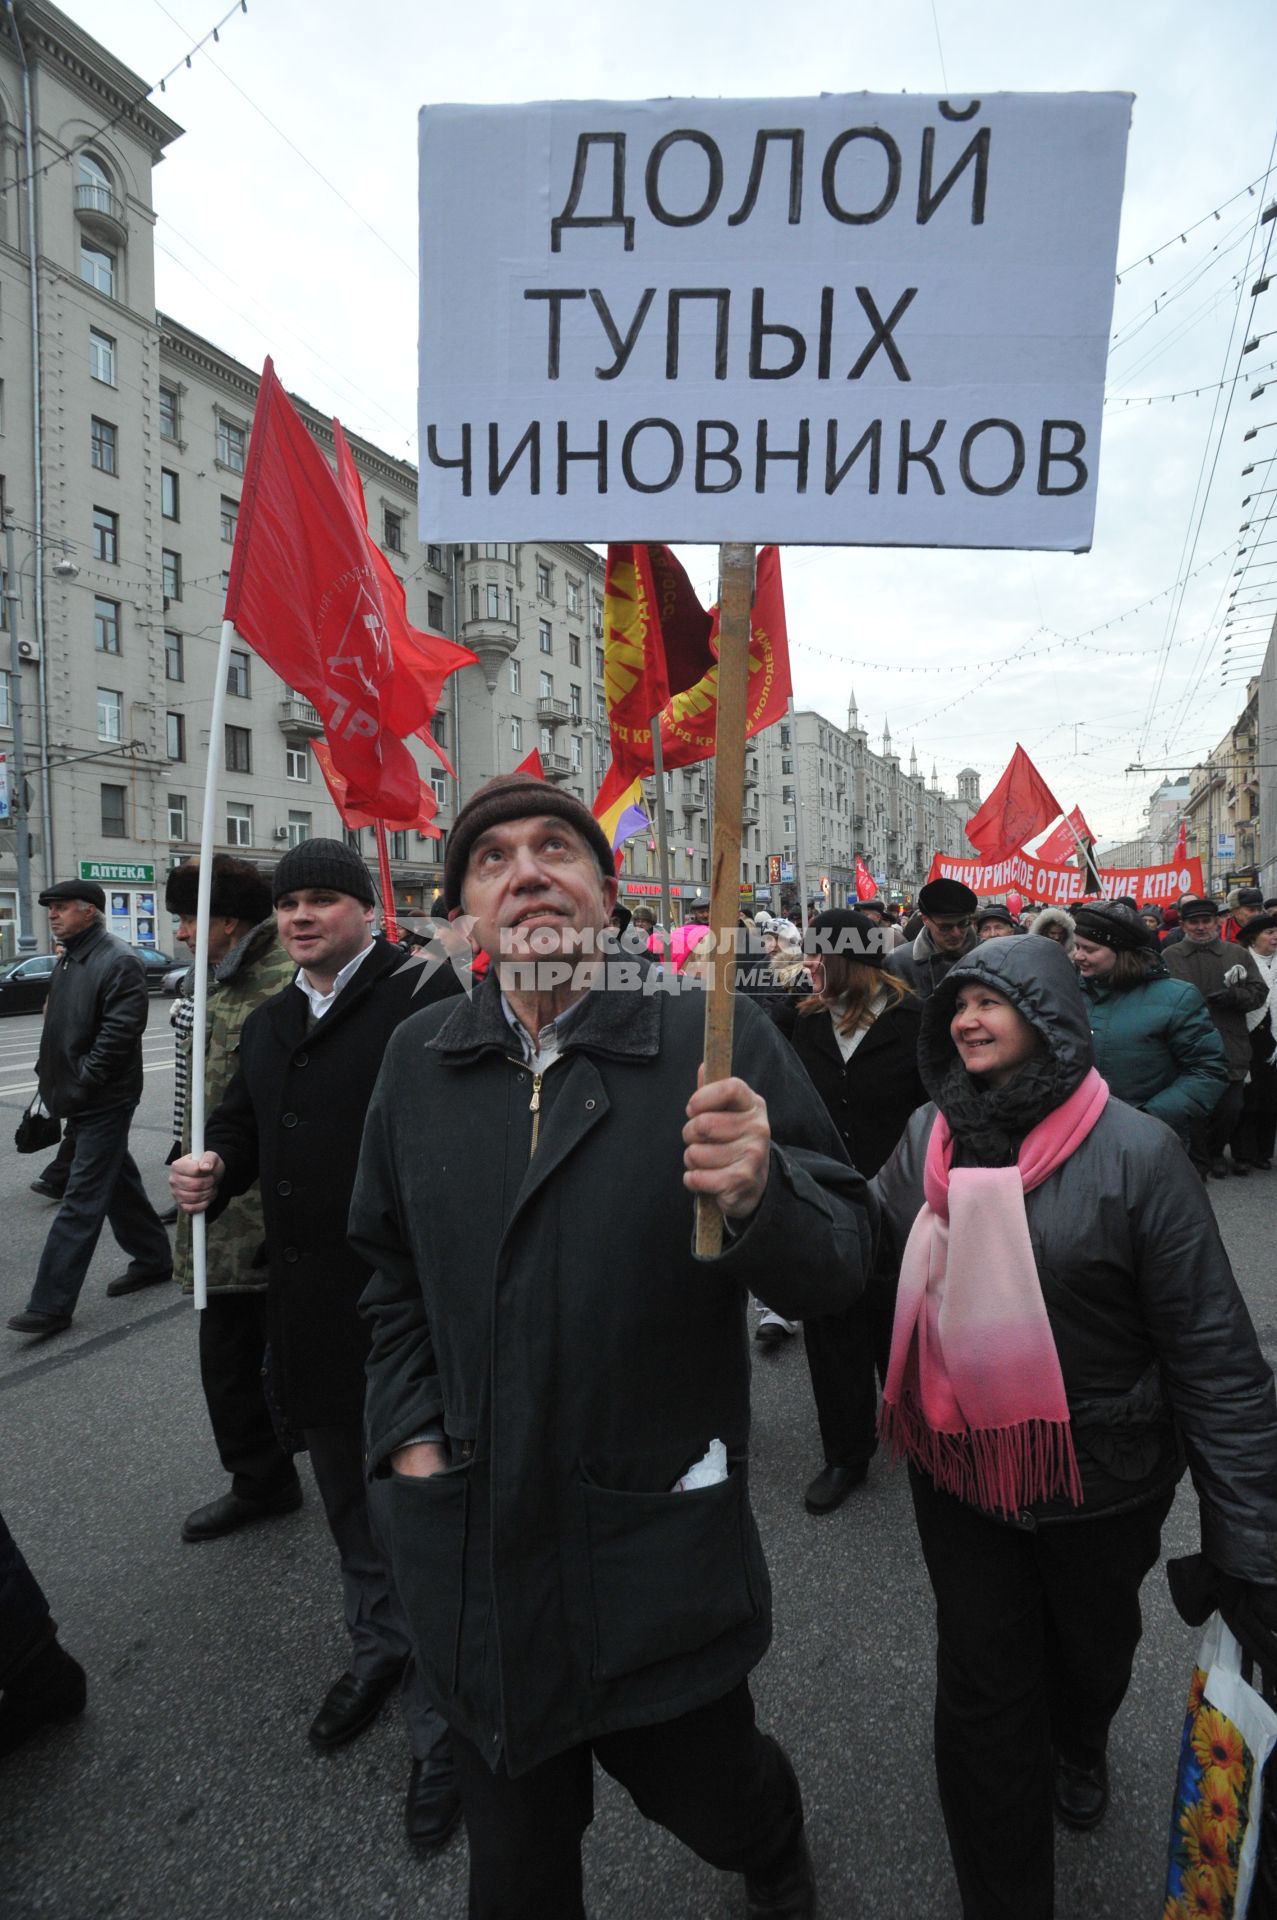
top-left (101, 0), bottom-right (1277, 841)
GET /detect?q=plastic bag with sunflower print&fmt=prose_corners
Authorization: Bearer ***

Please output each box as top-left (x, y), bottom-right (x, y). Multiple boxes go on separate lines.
top-left (1163, 1614), bottom-right (1277, 1920)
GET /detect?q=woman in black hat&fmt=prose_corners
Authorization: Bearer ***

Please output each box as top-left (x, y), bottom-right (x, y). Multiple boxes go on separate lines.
top-left (1232, 911), bottom-right (1277, 1169)
top-left (777, 908), bottom-right (927, 1514)
top-left (1071, 901), bottom-right (1227, 1149)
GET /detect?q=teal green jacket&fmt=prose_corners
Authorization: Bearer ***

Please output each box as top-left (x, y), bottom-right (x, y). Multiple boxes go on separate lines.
top-left (1082, 965), bottom-right (1227, 1139)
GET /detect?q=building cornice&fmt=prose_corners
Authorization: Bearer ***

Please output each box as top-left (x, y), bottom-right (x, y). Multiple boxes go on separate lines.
top-left (2, 0), bottom-right (184, 157)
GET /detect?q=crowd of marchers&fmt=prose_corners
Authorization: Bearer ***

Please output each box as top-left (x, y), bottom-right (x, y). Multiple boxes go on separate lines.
top-left (3, 790), bottom-right (1277, 1920)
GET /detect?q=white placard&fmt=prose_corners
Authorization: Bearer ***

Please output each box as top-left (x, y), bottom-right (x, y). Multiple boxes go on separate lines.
top-left (418, 92), bottom-right (1131, 549)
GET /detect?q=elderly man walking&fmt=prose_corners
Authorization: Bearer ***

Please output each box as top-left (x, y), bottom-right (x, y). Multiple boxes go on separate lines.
top-left (350, 776), bottom-right (874, 1920)
top-left (8, 880), bottom-right (171, 1340)
top-left (1164, 896), bottom-right (1268, 1177)
top-left (170, 839), bottom-right (462, 1851)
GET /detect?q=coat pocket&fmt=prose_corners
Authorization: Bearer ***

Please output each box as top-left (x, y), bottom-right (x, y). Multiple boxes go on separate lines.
top-left (579, 1464), bottom-right (757, 1683)
top-left (386, 1463), bottom-right (472, 1697)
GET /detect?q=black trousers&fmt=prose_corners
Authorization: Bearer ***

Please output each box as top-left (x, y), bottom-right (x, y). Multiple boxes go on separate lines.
top-left (451, 1680), bottom-right (803, 1920)
top-left (27, 1104), bottom-right (171, 1318)
top-left (910, 1470), bottom-right (1174, 1920)
top-left (1188, 1079), bottom-right (1245, 1169)
top-left (197, 1292), bottom-right (299, 1504)
top-left (0, 1508), bottom-right (50, 1684)
top-left (802, 1296), bottom-right (893, 1467)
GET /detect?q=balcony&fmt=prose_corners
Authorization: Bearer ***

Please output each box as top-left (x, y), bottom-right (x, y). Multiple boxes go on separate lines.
top-left (541, 752), bottom-right (573, 781)
top-left (536, 696), bottom-right (570, 728)
top-left (74, 182), bottom-right (127, 248)
top-left (278, 695), bottom-right (323, 736)
top-left (743, 768), bottom-right (759, 789)
top-left (742, 798), bottom-right (760, 825)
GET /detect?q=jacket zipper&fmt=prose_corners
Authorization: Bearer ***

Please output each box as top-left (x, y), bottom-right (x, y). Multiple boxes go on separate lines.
top-left (528, 1071), bottom-right (543, 1157)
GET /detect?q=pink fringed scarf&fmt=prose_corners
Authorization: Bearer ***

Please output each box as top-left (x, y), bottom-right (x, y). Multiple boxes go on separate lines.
top-left (879, 1067), bottom-right (1110, 1519)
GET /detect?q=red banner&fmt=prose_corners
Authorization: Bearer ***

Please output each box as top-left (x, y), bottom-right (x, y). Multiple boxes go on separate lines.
top-left (926, 849), bottom-right (1205, 906)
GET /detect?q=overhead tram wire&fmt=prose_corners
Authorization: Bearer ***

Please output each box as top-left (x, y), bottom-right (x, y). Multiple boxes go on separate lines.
top-left (1114, 171), bottom-right (1272, 284)
top-left (1136, 123), bottom-right (1277, 761)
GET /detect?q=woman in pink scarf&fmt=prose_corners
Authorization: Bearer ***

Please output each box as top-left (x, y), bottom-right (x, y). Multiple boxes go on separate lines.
top-left (873, 934), bottom-right (1277, 1920)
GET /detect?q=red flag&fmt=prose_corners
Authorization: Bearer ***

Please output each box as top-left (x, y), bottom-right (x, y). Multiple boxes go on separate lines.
top-left (965, 745), bottom-right (1063, 863)
top-left (602, 545), bottom-right (716, 786)
top-left (311, 739), bottom-right (440, 837)
top-left (855, 856), bottom-right (877, 902)
top-left (1173, 819), bottom-right (1187, 862)
top-left (331, 423), bottom-right (477, 778)
top-left (514, 748), bottom-right (546, 780)
top-left (1033, 805), bottom-right (1095, 865)
top-left (224, 361), bottom-right (420, 818)
top-left (593, 546), bottom-right (792, 817)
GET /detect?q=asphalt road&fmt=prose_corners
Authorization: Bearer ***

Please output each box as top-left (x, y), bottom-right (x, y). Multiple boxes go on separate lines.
top-left (0, 1000), bottom-right (1273, 1919)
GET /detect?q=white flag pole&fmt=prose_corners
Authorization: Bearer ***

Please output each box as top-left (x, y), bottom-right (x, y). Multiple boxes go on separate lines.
top-left (189, 616), bottom-right (236, 1312)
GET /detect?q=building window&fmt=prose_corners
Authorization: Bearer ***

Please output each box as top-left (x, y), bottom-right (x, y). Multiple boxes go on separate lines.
top-left (536, 561), bottom-right (552, 599)
top-left (389, 830), bottom-right (408, 860)
top-left (218, 495), bottom-right (238, 545)
top-left (539, 671), bottom-right (553, 700)
top-left (566, 578), bottom-right (582, 617)
top-left (538, 619), bottom-right (552, 654)
top-left (0, 668), bottom-right (9, 727)
top-left (226, 649), bottom-right (250, 697)
top-left (286, 810), bottom-right (311, 848)
top-left (344, 827), bottom-right (363, 851)
top-left (431, 709), bottom-right (448, 749)
top-left (594, 690), bottom-right (607, 729)
top-left (164, 629), bottom-right (184, 682)
top-left (286, 745), bottom-right (309, 782)
top-left (782, 757), bottom-right (793, 776)
top-left (486, 583), bottom-right (500, 619)
top-left (511, 716), bottom-right (523, 753)
top-left (383, 509), bottom-right (404, 553)
top-left (426, 544), bottom-right (443, 570)
top-left (166, 712), bottom-right (186, 761)
top-left (94, 597), bottom-right (120, 653)
top-left (569, 634), bottom-right (581, 666)
top-left (159, 385), bottom-right (180, 441)
top-left (225, 724), bottom-right (252, 773)
top-left (594, 644), bottom-right (605, 679)
top-left (570, 735), bottom-right (583, 771)
top-left (96, 687), bottom-right (122, 742)
top-left (570, 683), bottom-right (582, 718)
top-left (469, 584), bottom-right (479, 621)
top-left (89, 328), bottom-right (116, 384)
top-left (430, 767), bottom-right (447, 805)
top-left (217, 418), bottom-right (246, 473)
top-left (167, 792), bottom-right (187, 840)
top-left (80, 241), bottom-right (115, 296)
top-left (539, 726), bottom-right (553, 757)
top-left (162, 550), bottom-right (181, 601)
top-left (91, 417), bottom-right (118, 474)
top-left (100, 783), bottom-right (126, 837)
top-left (504, 586), bottom-right (514, 623)
top-left (226, 802), bottom-right (253, 848)
top-left (509, 656), bottom-right (521, 694)
top-left (780, 725), bottom-right (791, 748)
top-left (91, 507), bottom-right (118, 564)
top-left (427, 590), bottom-right (445, 629)
top-left (161, 469), bottom-right (179, 520)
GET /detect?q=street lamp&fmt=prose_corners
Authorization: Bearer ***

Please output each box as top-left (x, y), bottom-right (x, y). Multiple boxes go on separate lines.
top-left (2, 511), bottom-right (77, 953)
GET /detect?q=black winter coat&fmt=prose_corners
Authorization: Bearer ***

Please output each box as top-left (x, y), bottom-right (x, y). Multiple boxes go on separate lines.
top-left (778, 993), bottom-right (926, 1179)
top-left (1163, 935), bottom-right (1268, 1079)
top-left (885, 924), bottom-right (977, 1003)
top-left (37, 920), bottom-right (149, 1117)
top-left (351, 970), bottom-right (874, 1776)
top-left (873, 936), bottom-right (1277, 1578)
top-left (206, 938), bottom-right (460, 1427)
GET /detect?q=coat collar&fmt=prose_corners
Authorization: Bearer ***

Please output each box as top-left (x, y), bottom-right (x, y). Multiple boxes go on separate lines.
top-left (264, 935), bottom-right (401, 1043)
top-left (428, 961), bottom-right (663, 1064)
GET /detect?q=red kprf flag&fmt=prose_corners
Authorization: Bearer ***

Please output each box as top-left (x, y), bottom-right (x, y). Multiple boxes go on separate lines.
top-left (1033, 805), bottom-right (1095, 865)
top-left (855, 856), bottom-right (877, 901)
top-left (224, 360), bottom-right (420, 818)
top-left (311, 739), bottom-right (440, 836)
top-left (1173, 819), bottom-right (1187, 862)
top-left (965, 745), bottom-right (1063, 863)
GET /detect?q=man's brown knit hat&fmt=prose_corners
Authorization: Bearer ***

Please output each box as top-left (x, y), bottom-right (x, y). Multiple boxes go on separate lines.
top-left (444, 775), bottom-right (616, 911)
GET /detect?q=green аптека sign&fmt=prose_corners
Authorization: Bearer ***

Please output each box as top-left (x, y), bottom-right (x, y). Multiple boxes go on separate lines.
top-left (79, 861), bottom-right (155, 885)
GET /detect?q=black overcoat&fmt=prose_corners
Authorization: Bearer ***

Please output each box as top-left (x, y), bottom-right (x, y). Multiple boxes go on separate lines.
top-left (779, 995), bottom-right (926, 1179)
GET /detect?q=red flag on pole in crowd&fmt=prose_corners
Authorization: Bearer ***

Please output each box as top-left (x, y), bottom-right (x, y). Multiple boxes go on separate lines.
top-left (310, 739), bottom-right (440, 837)
top-left (592, 546), bottom-right (793, 821)
top-left (331, 423), bottom-right (477, 777)
top-left (965, 744), bottom-right (1064, 863)
top-left (855, 855), bottom-right (878, 901)
top-left (514, 748), bottom-right (547, 780)
top-left (600, 544), bottom-right (715, 787)
top-left (1033, 804), bottom-right (1095, 865)
top-left (1174, 818), bottom-right (1187, 862)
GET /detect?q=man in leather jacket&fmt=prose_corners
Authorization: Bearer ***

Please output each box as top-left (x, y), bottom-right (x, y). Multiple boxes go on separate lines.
top-left (8, 881), bottom-right (171, 1339)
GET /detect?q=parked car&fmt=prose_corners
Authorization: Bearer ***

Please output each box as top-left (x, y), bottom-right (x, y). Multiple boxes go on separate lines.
top-left (128, 945), bottom-right (173, 993)
top-left (0, 953), bottom-right (57, 1017)
top-left (162, 962), bottom-right (190, 996)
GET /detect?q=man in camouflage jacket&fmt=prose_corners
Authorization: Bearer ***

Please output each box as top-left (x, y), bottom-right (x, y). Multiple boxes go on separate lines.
top-left (166, 856), bottom-right (302, 1543)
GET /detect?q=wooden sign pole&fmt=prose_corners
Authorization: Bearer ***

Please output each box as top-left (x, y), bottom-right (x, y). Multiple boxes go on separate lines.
top-left (694, 541), bottom-right (755, 1258)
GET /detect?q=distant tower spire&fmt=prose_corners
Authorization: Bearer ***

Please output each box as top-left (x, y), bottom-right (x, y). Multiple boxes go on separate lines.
top-left (931, 762), bottom-right (939, 791)
top-left (882, 717), bottom-right (893, 756)
top-left (909, 742), bottom-right (918, 779)
top-left (847, 685), bottom-right (859, 732)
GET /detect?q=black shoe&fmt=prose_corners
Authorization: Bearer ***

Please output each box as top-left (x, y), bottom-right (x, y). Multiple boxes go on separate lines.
top-left (308, 1669), bottom-right (400, 1752)
top-left (105, 1268), bottom-right (173, 1298)
top-left (804, 1461), bottom-right (867, 1516)
top-left (745, 1830), bottom-right (816, 1919)
top-left (7, 1309), bottom-right (72, 1338)
top-left (405, 1747), bottom-right (463, 1851)
top-left (29, 1179), bottom-right (65, 1200)
top-left (157, 1206), bottom-right (179, 1226)
top-left (1210, 1157), bottom-right (1229, 1180)
top-left (754, 1321), bottom-right (794, 1352)
top-left (0, 1629), bottom-right (87, 1759)
top-left (182, 1484), bottom-right (303, 1543)
top-left (1053, 1753), bottom-right (1109, 1830)
top-left (1254, 1158), bottom-right (1274, 1171)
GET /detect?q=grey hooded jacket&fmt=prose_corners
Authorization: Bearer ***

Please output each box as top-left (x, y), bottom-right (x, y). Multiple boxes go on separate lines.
top-left (873, 935), bottom-right (1277, 1582)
